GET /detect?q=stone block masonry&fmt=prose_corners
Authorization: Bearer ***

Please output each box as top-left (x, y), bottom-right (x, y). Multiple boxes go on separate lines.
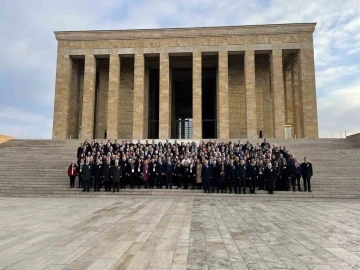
top-left (53, 23), bottom-right (319, 139)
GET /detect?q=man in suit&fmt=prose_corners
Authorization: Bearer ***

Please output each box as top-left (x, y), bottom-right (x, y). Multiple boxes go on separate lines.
top-left (202, 159), bottom-right (212, 193)
top-left (237, 159), bottom-right (247, 194)
top-left (103, 158), bottom-right (112, 192)
top-left (92, 159), bottom-right (103, 192)
top-left (226, 159), bottom-right (237, 194)
top-left (300, 157), bottom-right (313, 192)
top-left (82, 157), bottom-right (92, 192)
top-left (165, 157), bottom-right (173, 189)
top-left (111, 159), bottom-right (122, 192)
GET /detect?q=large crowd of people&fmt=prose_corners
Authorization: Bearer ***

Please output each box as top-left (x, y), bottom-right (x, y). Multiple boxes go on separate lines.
top-left (67, 139), bottom-right (313, 194)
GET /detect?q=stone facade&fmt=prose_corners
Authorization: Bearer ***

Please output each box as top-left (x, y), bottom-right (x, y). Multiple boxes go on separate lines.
top-left (53, 23), bottom-right (319, 139)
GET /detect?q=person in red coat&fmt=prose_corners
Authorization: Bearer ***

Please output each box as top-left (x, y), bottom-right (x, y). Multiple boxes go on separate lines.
top-left (67, 161), bottom-right (78, 188)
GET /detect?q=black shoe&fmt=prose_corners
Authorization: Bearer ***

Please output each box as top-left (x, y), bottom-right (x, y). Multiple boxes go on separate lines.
top-left (204, 190), bottom-right (206, 193)
top-left (253, 192), bottom-right (256, 194)
top-left (166, 187), bottom-right (168, 189)
top-left (309, 190), bottom-right (312, 192)
top-left (244, 192), bottom-right (247, 194)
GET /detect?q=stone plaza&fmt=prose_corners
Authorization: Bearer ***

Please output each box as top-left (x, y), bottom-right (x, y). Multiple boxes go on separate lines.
top-left (53, 23), bottom-right (318, 140)
top-left (0, 197), bottom-right (359, 270)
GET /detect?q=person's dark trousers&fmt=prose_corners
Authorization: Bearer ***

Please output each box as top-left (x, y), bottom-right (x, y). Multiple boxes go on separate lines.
top-left (176, 175), bottom-right (181, 188)
top-left (234, 178), bottom-right (240, 194)
top-left (78, 175), bottom-right (83, 188)
top-left (166, 173), bottom-right (172, 189)
top-left (104, 181), bottom-right (111, 192)
top-left (83, 180), bottom-right (90, 192)
top-left (121, 176), bottom-right (127, 189)
top-left (249, 179), bottom-right (256, 194)
top-left (94, 177), bottom-right (101, 191)
top-left (228, 178), bottom-right (233, 193)
top-left (239, 178), bottom-right (246, 194)
top-left (203, 178), bottom-right (210, 193)
top-left (304, 177), bottom-right (311, 191)
top-left (144, 181), bottom-right (149, 189)
top-left (183, 177), bottom-right (188, 189)
top-left (150, 175), bottom-right (155, 188)
top-left (291, 175), bottom-right (296, 192)
top-left (258, 175), bottom-right (264, 190)
top-left (113, 182), bottom-right (120, 192)
top-left (285, 177), bottom-right (291, 191)
top-left (70, 176), bottom-right (75, 188)
top-left (212, 176), bottom-right (219, 193)
top-left (136, 176), bottom-right (141, 189)
top-left (297, 176), bottom-right (302, 191)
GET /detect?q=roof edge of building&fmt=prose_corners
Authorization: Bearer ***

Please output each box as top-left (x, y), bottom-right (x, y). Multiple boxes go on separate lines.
top-left (54, 22), bottom-right (317, 41)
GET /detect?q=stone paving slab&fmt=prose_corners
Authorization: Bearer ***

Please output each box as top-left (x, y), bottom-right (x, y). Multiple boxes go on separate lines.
top-left (0, 197), bottom-right (359, 269)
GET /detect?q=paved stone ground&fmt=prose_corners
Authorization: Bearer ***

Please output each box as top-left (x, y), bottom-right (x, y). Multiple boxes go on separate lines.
top-left (0, 198), bottom-right (359, 270)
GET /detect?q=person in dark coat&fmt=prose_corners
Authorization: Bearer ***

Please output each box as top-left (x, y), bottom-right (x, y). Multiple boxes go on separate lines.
top-left (259, 129), bottom-right (263, 139)
top-left (111, 159), bottom-right (122, 192)
top-left (127, 160), bottom-right (136, 189)
top-left (135, 159), bottom-right (143, 189)
top-left (120, 157), bottom-right (128, 189)
top-left (103, 158), bottom-right (112, 192)
top-left (246, 159), bottom-right (257, 194)
top-left (149, 158), bottom-right (157, 189)
top-left (174, 160), bottom-right (182, 189)
top-left (82, 158), bottom-right (92, 192)
top-left (257, 160), bottom-right (265, 191)
top-left (282, 161), bottom-right (291, 191)
top-left (300, 157), bottom-right (313, 192)
top-left (237, 159), bottom-right (247, 194)
top-left (219, 161), bottom-right (226, 193)
top-left (165, 157), bottom-right (174, 189)
top-left (92, 159), bottom-right (103, 192)
top-left (226, 160), bottom-right (237, 194)
top-left (211, 160), bottom-right (220, 193)
top-left (190, 160), bottom-right (196, 189)
top-left (77, 159), bottom-right (84, 188)
top-left (202, 159), bottom-right (212, 193)
top-left (67, 161), bottom-right (78, 188)
top-left (264, 163), bottom-right (276, 194)
top-left (182, 161), bottom-right (190, 190)
top-left (156, 158), bottom-right (163, 189)
top-left (293, 158), bottom-right (302, 192)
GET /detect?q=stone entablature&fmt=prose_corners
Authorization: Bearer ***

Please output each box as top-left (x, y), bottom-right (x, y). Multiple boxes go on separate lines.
top-left (55, 23), bottom-right (316, 41)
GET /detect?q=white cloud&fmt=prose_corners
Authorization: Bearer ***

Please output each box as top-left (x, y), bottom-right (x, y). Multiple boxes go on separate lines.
top-left (0, 106), bottom-right (52, 139)
top-left (318, 81), bottom-right (360, 138)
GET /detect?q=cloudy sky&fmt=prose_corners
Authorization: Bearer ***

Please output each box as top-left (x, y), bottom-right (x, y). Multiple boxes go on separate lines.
top-left (0, 0), bottom-right (359, 139)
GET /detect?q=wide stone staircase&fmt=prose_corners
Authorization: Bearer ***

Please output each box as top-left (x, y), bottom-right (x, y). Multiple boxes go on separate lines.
top-left (0, 139), bottom-right (359, 199)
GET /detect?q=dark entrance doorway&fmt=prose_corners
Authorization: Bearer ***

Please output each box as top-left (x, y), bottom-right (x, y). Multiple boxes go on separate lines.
top-left (171, 68), bottom-right (193, 139)
top-left (202, 68), bottom-right (217, 138)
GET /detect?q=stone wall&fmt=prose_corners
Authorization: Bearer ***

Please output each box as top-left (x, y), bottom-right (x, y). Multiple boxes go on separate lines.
top-left (118, 57), bottom-right (134, 138)
top-left (95, 59), bottom-right (109, 139)
top-left (228, 54), bottom-right (246, 138)
top-left (346, 132), bottom-right (360, 142)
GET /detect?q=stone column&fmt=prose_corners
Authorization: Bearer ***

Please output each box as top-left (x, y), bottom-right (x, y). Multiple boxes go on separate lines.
top-left (81, 55), bottom-right (96, 139)
top-left (159, 53), bottom-right (171, 139)
top-left (285, 64), bottom-right (293, 127)
top-left (192, 51), bottom-right (202, 139)
top-left (217, 51), bottom-right (229, 139)
top-left (298, 48), bottom-right (319, 138)
top-left (245, 50), bottom-right (257, 138)
top-left (106, 54), bottom-right (120, 139)
top-left (53, 55), bottom-right (72, 139)
top-left (132, 53), bottom-right (145, 139)
top-left (270, 50), bottom-right (285, 138)
top-left (292, 56), bottom-right (302, 138)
